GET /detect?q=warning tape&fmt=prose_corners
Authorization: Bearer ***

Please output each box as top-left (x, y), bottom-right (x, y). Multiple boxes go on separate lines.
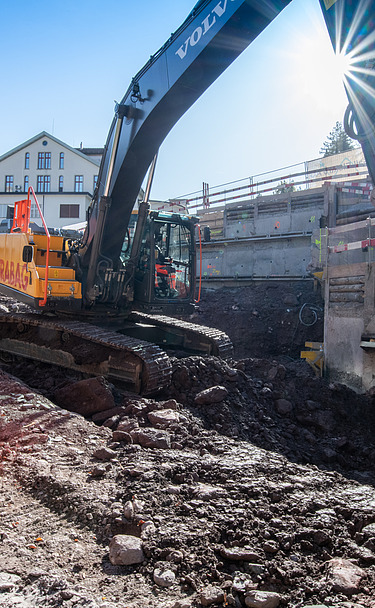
top-left (329, 238), bottom-right (375, 253)
top-left (184, 163), bottom-right (369, 207)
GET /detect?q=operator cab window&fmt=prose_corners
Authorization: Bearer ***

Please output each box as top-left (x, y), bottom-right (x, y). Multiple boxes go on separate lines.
top-left (153, 221), bottom-right (191, 300)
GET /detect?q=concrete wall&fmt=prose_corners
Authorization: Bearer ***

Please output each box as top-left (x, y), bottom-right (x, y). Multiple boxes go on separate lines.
top-left (198, 187), bottom-right (327, 281)
top-left (198, 184), bottom-right (373, 283)
top-left (323, 245), bottom-right (375, 392)
top-left (201, 235), bottom-right (311, 280)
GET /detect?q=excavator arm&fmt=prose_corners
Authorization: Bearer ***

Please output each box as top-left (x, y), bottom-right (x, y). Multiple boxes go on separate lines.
top-left (81, 0), bottom-right (292, 302)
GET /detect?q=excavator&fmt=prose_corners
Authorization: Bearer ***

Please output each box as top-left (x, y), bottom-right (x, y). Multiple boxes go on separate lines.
top-left (0, 0), bottom-right (373, 394)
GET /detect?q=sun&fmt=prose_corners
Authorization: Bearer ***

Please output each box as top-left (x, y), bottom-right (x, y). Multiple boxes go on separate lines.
top-left (328, 0), bottom-right (375, 148)
top-left (334, 49), bottom-right (354, 84)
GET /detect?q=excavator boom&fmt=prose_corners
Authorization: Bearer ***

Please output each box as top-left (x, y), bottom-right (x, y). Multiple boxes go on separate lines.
top-left (82, 0), bottom-right (292, 281)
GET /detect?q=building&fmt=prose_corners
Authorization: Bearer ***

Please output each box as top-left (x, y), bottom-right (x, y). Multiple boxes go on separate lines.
top-left (0, 132), bottom-right (103, 229)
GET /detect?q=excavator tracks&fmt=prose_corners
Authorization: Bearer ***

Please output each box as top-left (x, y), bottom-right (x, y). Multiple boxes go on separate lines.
top-left (126, 312), bottom-right (233, 359)
top-left (0, 312), bottom-right (233, 395)
top-left (0, 313), bottom-right (171, 395)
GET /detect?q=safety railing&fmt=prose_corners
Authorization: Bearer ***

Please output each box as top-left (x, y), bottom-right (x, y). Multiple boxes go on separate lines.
top-left (180, 161), bottom-right (369, 212)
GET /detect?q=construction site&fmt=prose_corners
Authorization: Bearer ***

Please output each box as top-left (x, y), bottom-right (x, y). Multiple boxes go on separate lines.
top-left (1, 0), bottom-right (375, 607)
top-left (187, 152), bottom-right (375, 393)
top-left (1, 153), bottom-right (375, 608)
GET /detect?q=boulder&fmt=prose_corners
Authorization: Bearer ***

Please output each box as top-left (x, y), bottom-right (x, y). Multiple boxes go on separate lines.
top-left (245, 590), bottom-right (280, 608)
top-left (194, 385), bottom-right (228, 405)
top-left (325, 558), bottom-right (365, 595)
top-left (153, 567), bottom-right (176, 588)
top-left (130, 428), bottom-right (171, 449)
top-left (53, 376), bottom-right (115, 416)
top-left (109, 535), bottom-right (144, 566)
top-left (92, 446), bottom-right (116, 461)
top-left (200, 584), bottom-right (225, 606)
top-left (275, 399), bottom-right (293, 415)
top-left (148, 408), bottom-right (180, 428)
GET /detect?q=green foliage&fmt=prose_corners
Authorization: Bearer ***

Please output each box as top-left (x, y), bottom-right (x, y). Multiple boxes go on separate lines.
top-left (275, 180), bottom-right (296, 194)
top-left (320, 121), bottom-right (355, 157)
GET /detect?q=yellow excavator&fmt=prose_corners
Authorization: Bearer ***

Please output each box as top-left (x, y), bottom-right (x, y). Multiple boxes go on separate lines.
top-left (0, 0), bottom-right (373, 394)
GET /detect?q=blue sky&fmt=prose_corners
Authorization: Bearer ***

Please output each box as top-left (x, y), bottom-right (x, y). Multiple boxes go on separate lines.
top-left (0, 0), bottom-right (348, 200)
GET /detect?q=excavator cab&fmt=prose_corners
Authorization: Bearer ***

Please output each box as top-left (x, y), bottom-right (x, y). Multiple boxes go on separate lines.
top-left (133, 211), bottom-right (197, 314)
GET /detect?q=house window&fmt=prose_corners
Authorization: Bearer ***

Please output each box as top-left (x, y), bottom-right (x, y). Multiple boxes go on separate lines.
top-left (30, 203), bottom-right (38, 219)
top-left (59, 153), bottom-right (64, 169)
top-left (37, 152), bottom-right (51, 169)
top-left (0, 205), bottom-right (8, 218)
top-left (5, 176), bottom-right (13, 192)
top-left (36, 175), bottom-right (51, 193)
top-left (25, 153), bottom-right (30, 169)
top-left (93, 175), bottom-right (98, 191)
top-left (59, 176), bottom-right (64, 192)
top-left (60, 204), bottom-right (79, 219)
top-left (24, 175), bottom-right (29, 192)
top-left (74, 175), bottom-right (83, 192)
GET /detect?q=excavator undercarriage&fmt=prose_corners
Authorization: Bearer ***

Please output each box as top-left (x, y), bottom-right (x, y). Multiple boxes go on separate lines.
top-left (0, 190), bottom-right (232, 394)
top-left (0, 310), bottom-right (232, 395)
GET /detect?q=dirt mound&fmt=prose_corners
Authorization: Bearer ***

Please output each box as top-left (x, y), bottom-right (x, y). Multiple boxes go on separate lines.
top-left (1, 351), bottom-right (375, 607)
top-left (190, 282), bottom-right (323, 359)
top-left (1, 284), bottom-right (375, 607)
top-left (166, 355), bottom-right (375, 483)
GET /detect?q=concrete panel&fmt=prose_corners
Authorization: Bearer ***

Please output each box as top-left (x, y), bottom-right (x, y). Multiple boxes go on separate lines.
top-left (324, 315), bottom-right (364, 391)
top-left (225, 219), bottom-right (255, 239)
top-left (290, 209), bottom-right (322, 233)
top-left (199, 235), bottom-right (311, 279)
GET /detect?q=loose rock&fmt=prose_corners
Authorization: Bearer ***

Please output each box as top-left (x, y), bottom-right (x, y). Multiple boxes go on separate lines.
top-left (53, 376), bottom-right (115, 416)
top-left (108, 535), bottom-right (144, 566)
top-left (153, 567), bottom-right (176, 587)
top-left (324, 558), bottom-right (365, 595)
top-left (199, 584), bottom-right (225, 606)
top-left (245, 590), bottom-right (281, 608)
top-left (194, 385), bottom-right (229, 405)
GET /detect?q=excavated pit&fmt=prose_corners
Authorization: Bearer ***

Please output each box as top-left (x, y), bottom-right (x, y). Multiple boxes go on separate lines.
top-left (1, 283), bottom-right (375, 608)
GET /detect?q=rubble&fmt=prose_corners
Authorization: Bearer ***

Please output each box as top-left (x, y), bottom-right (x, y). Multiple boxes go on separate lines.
top-left (0, 284), bottom-right (375, 607)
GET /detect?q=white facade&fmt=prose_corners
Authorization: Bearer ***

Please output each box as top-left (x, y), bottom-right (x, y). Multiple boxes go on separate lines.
top-left (0, 132), bottom-right (101, 229)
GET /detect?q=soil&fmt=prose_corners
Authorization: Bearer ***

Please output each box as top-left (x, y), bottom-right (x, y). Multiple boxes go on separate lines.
top-left (189, 281), bottom-right (324, 360)
top-left (1, 282), bottom-right (375, 608)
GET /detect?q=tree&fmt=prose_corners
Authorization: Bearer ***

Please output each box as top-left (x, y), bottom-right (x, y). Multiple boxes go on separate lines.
top-left (275, 180), bottom-right (296, 194)
top-left (320, 121), bottom-right (355, 157)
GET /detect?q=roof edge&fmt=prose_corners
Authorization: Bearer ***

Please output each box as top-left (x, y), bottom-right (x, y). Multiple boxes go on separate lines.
top-left (0, 132), bottom-right (101, 166)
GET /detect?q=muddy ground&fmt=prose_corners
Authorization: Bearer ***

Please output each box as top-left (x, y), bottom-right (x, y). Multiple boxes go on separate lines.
top-left (1, 282), bottom-right (375, 608)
